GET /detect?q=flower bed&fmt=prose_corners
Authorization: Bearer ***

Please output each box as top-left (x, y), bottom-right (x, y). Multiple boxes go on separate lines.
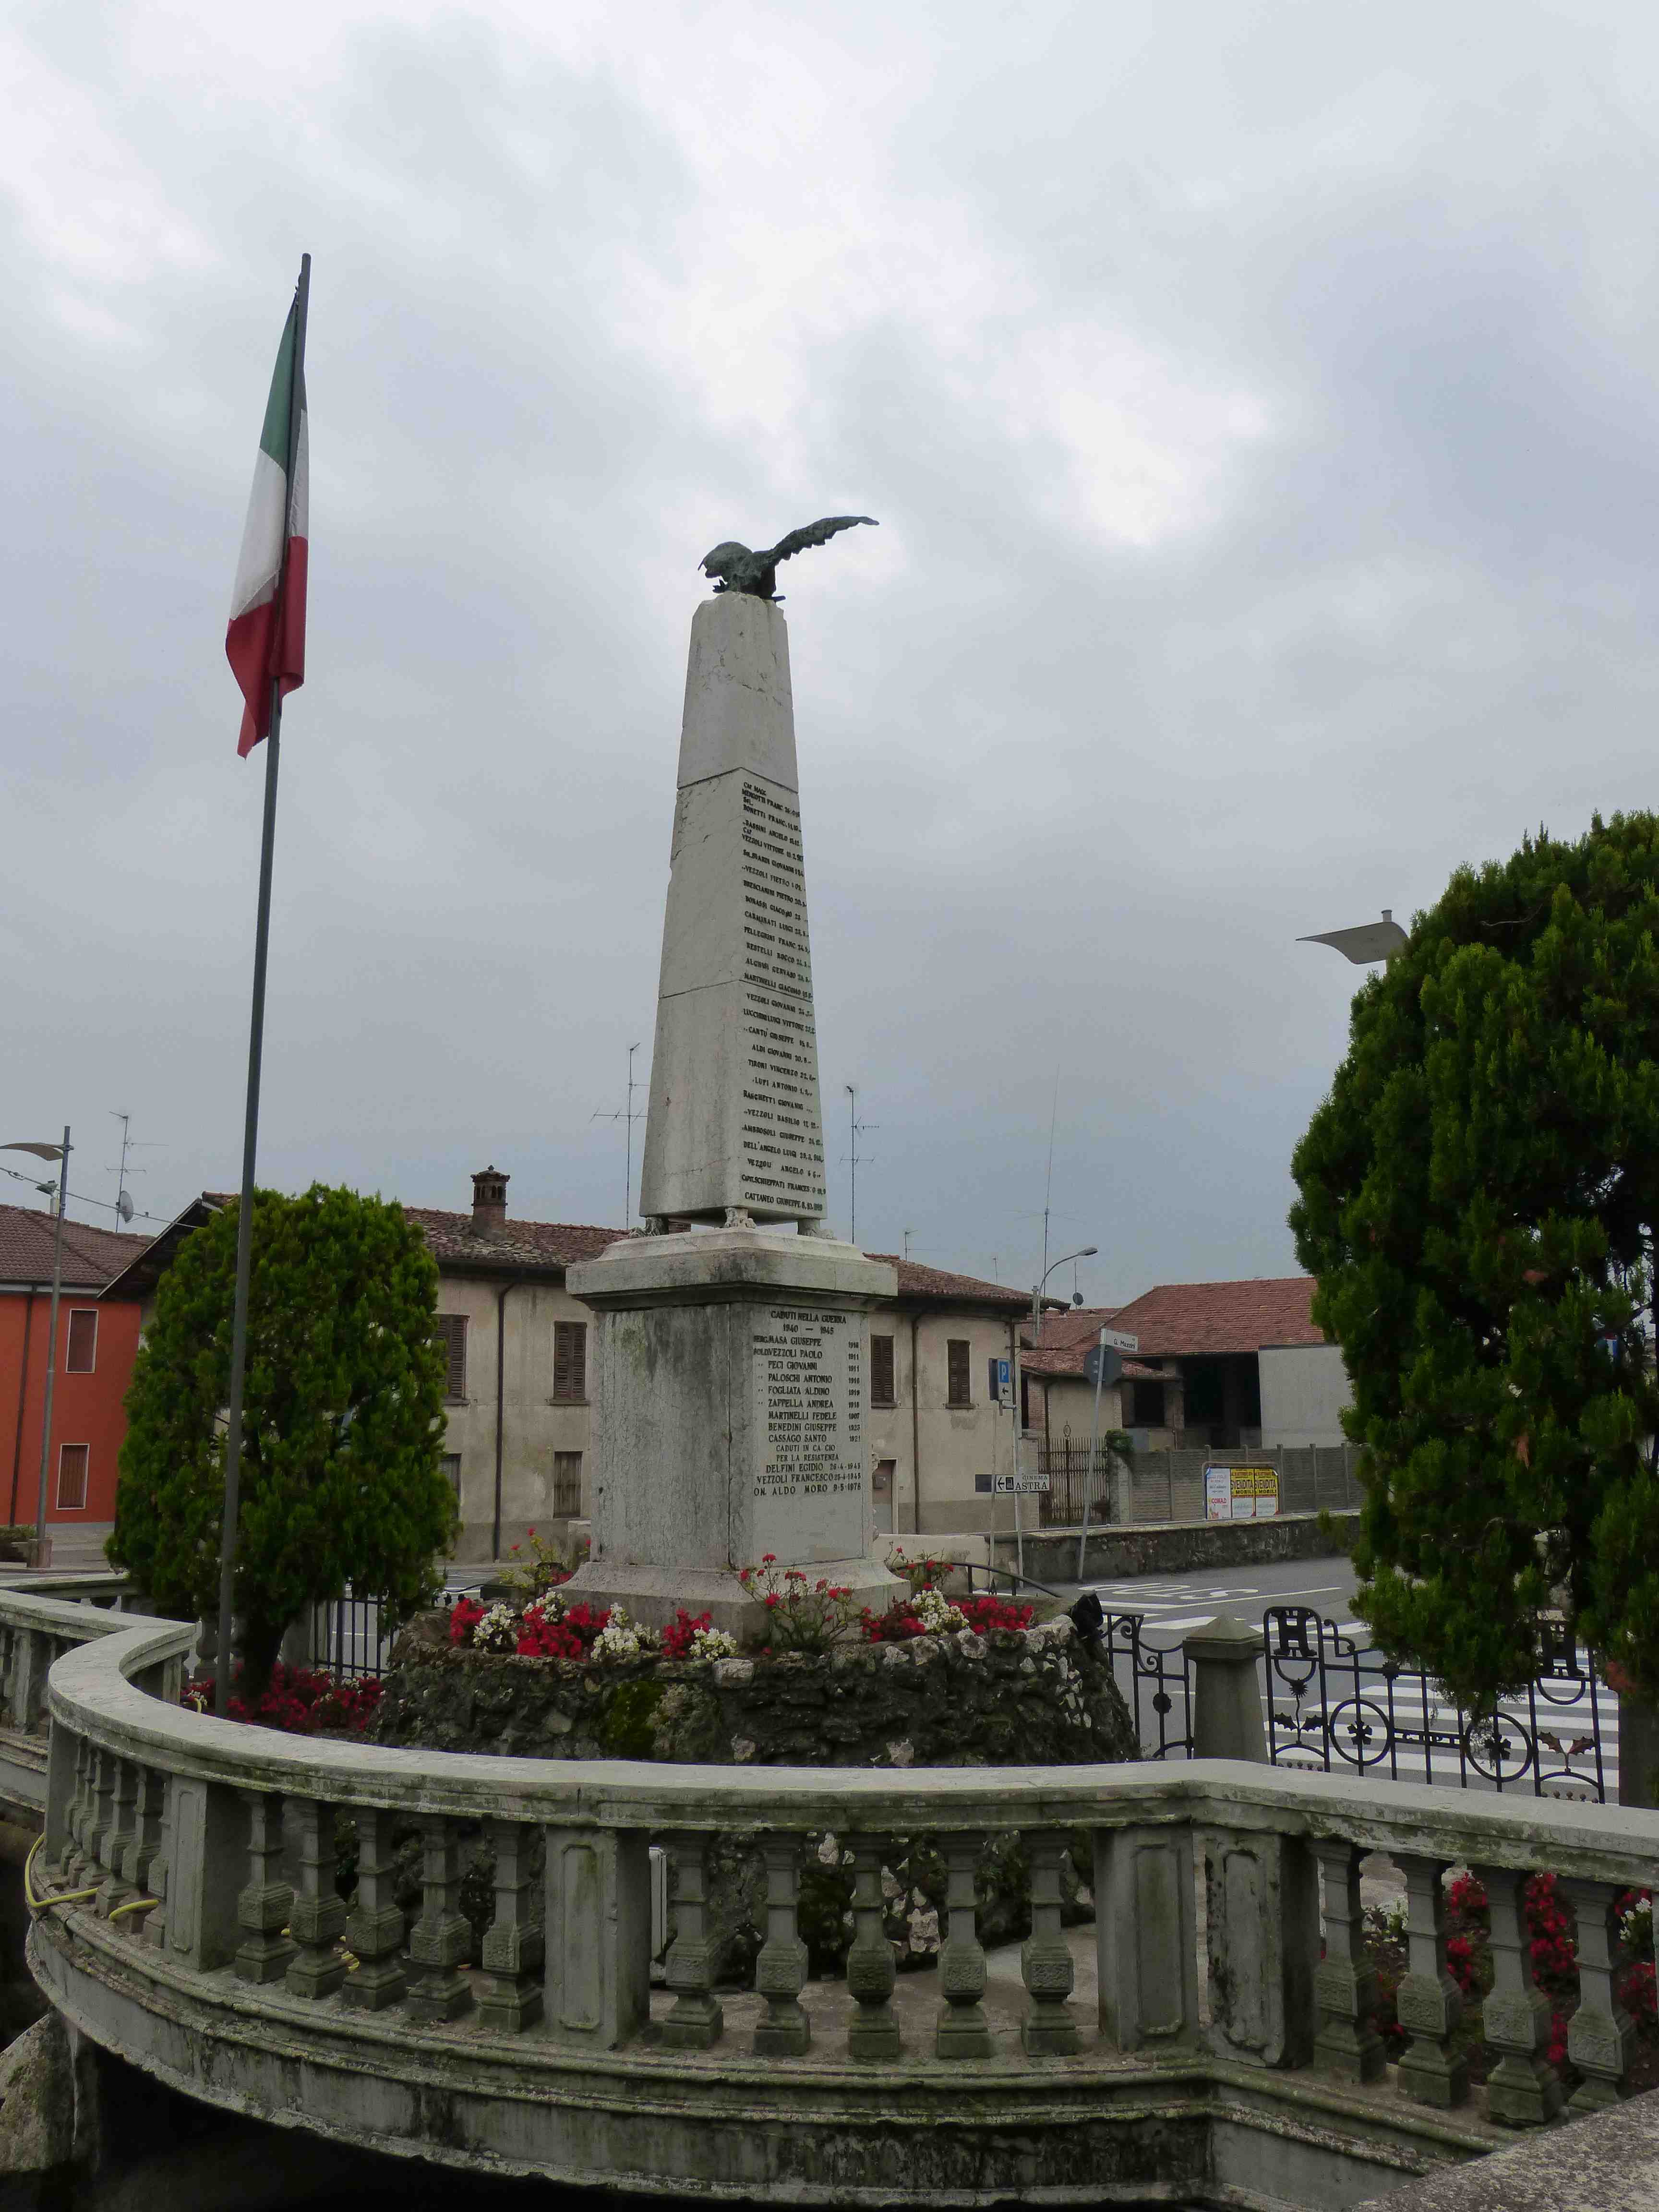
top-left (182, 1660), bottom-right (383, 1735)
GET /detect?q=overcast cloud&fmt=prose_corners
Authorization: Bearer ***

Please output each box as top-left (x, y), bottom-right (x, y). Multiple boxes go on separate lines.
top-left (6, 0), bottom-right (1659, 1302)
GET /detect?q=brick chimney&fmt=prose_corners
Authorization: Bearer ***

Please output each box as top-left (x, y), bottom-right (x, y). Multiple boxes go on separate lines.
top-left (471, 1165), bottom-right (508, 1235)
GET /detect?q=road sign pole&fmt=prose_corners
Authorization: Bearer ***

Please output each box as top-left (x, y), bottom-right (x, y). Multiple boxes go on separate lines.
top-left (1077, 1325), bottom-right (1107, 1585)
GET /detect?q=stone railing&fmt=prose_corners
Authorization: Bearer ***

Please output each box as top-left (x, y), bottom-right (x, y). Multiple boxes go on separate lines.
top-left (15, 1592), bottom-right (1659, 2209)
top-left (0, 1576), bottom-right (155, 1820)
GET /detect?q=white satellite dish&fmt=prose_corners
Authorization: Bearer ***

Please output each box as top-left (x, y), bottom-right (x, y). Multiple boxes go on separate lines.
top-left (117, 1190), bottom-right (134, 1223)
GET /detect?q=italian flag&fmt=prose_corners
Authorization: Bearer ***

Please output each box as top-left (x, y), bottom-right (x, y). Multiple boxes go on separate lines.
top-left (226, 283), bottom-right (308, 757)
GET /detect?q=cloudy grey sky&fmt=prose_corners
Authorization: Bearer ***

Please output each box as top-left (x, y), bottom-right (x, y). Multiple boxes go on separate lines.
top-left (7, 0), bottom-right (1659, 1302)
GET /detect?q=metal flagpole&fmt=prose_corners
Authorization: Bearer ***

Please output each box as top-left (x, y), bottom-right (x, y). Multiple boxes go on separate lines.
top-left (215, 254), bottom-right (310, 1717)
top-left (34, 1130), bottom-right (71, 1552)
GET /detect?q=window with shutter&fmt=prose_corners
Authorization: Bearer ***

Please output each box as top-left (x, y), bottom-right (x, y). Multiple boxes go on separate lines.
top-left (441, 1454), bottom-right (462, 1494)
top-left (553, 1321), bottom-right (588, 1403)
top-left (57, 1444), bottom-right (89, 1512)
top-left (553, 1452), bottom-right (584, 1515)
top-left (65, 1310), bottom-right (97, 1373)
top-left (946, 1339), bottom-right (971, 1407)
top-left (436, 1316), bottom-right (468, 1401)
top-left (869, 1334), bottom-right (895, 1406)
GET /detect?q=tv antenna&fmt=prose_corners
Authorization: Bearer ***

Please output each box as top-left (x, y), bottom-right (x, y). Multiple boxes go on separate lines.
top-left (591, 1045), bottom-right (645, 1229)
top-left (843, 1085), bottom-right (879, 1246)
top-left (107, 1111), bottom-right (161, 1224)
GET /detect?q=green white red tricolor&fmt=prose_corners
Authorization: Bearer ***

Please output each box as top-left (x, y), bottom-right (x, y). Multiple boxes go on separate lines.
top-left (226, 280), bottom-right (308, 757)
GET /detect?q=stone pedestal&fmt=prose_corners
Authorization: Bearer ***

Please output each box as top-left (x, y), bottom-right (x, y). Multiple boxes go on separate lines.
top-left (565, 1228), bottom-right (900, 1633)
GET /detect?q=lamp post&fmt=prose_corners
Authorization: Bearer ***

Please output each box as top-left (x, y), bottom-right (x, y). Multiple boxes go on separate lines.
top-left (2, 1131), bottom-right (71, 1557)
top-left (1013, 1243), bottom-right (1097, 1578)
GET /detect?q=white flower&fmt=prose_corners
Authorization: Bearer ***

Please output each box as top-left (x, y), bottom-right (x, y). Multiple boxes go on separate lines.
top-left (912, 1587), bottom-right (967, 1635)
top-left (886, 1738), bottom-right (915, 1767)
top-left (689, 1625), bottom-right (738, 1660)
top-left (592, 1603), bottom-right (656, 1662)
top-left (907, 1907), bottom-right (940, 1952)
top-left (472, 1602), bottom-right (519, 1653)
top-left (817, 1832), bottom-right (841, 1865)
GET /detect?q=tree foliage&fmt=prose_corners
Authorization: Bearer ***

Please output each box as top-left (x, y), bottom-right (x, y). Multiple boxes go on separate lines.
top-left (1290, 814), bottom-right (1659, 1703)
top-left (111, 1185), bottom-right (456, 1685)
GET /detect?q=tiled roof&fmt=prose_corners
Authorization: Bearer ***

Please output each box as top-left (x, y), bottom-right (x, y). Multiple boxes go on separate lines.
top-left (402, 1209), bottom-right (624, 1274)
top-left (1104, 1277), bottom-right (1324, 1357)
top-left (0, 1204), bottom-right (152, 1291)
top-left (1018, 1305), bottom-right (1122, 1355)
top-left (868, 1257), bottom-right (1030, 1311)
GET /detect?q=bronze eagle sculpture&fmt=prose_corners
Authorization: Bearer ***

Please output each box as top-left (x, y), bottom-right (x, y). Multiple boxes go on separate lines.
top-left (699, 515), bottom-right (877, 600)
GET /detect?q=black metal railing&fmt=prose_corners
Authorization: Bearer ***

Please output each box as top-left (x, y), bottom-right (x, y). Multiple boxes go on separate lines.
top-left (1263, 1605), bottom-right (1614, 1803)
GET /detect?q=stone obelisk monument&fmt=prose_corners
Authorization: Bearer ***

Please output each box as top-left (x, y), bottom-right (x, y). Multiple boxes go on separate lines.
top-left (566, 522), bottom-right (898, 1632)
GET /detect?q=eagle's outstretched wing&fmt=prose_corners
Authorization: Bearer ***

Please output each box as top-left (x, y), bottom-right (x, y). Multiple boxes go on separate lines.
top-left (763, 515), bottom-right (878, 567)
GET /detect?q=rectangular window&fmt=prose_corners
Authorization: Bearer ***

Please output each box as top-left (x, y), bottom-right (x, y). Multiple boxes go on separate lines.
top-left (873, 1459), bottom-right (895, 1496)
top-left (436, 1316), bottom-right (468, 1401)
top-left (441, 1454), bottom-right (462, 1494)
top-left (57, 1444), bottom-right (89, 1513)
top-left (553, 1321), bottom-right (588, 1403)
top-left (1130, 1380), bottom-right (1166, 1428)
top-left (946, 1338), bottom-right (971, 1407)
top-left (65, 1309), bottom-right (97, 1374)
top-left (553, 1451), bottom-right (584, 1516)
top-left (869, 1334), bottom-right (895, 1406)
top-left (987, 1355), bottom-right (999, 1404)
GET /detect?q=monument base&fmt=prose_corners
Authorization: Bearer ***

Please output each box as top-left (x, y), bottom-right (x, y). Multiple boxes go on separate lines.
top-left (565, 1227), bottom-right (901, 1635)
top-left (557, 1558), bottom-right (901, 1639)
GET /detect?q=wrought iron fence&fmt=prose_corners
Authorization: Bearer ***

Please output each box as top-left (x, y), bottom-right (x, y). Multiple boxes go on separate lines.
top-left (1099, 1609), bottom-right (1193, 1760)
top-left (1262, 1605), bottom-right (1614, 1803)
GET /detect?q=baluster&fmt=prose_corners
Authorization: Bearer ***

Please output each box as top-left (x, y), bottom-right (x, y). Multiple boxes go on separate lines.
top-left (1020, 1831), bottom-right (1079, 2054)
top-left (753, 1838), bottom-right (810, 2056)
top-left (236, 1792), bottom-right (295, 1984)
top-left (341, 1808), bottom-right (407, 2013)
top-left (937, 1834), bottom-right (992, 2059)
top-left (1561, 1878), bottom-right (1635, 2111)
top-left (478, 1820), bottom-right (543, 2033)
top-left (78, 1749), bottom-right (117, 1884)
top-left (1478, 1865), bottom-right (1563, 2126)
top-left (285, 1798), bottom-right (345, 1999)
top-left (1312, 1839), bottom-right (1383, 2083)
top-left (660, 1836), bottom-right (721, 2049)
top-left (117, 1765), bottom-right (166, 1932)
top-left (406, 1817), bottom-right (472, 2022)
top-left (56, 1737), bottom-right (92, 1885)
top-left (142, 1777), bottom-right (173, 1952)
top-left (846, 1833), bottom-right (901, 2059)
top-left (1394, 1855), bottom-right (1468, 2107)
top-left (95, 1759), bottom-right (138, 1915)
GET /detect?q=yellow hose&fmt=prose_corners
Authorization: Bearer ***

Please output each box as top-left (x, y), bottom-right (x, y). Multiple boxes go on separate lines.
top-left (106, 1895), bottom-right (159, 1921)
top-left (22, 1835), bottom-right (101, 1915)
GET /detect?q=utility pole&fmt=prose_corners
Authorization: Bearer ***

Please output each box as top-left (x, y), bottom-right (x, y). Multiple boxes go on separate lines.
top-left (591, 1044), bottom-right (645, 1229)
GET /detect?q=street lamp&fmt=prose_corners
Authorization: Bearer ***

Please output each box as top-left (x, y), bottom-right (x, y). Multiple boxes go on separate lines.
top-left (1297, 910), bottom-right (1407, 964)
top-left (1010, 1244), bottom-right (1097, 1580)
top-left (1, 1130), bottom-right (71, 1558)
top-left (1031, 1245), bottom-right (1098, 1349)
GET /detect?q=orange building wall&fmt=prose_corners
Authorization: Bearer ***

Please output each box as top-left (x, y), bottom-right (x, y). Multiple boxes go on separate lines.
top-left (0, 1293), bottom-right (143, 1526)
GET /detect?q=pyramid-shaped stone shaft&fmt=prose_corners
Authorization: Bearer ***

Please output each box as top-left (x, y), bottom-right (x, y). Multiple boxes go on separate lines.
top-left (638, 593), bottom-right (828, 1225)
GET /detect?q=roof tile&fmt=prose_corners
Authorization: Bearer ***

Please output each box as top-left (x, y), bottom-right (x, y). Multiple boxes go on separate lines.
top-left (0, 1205), bottom-right (153, 1291)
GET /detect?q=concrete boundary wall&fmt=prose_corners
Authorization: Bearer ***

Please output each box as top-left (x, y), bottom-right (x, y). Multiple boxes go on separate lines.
top-left (998, 1510), bottom-right (1361, 1583)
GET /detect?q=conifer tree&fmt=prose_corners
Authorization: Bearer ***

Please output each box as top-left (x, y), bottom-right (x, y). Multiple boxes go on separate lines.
top-left (111, 1185), bottom-right (456, 1689)
top-left (1290, 814), bottom-right (1659, 1703)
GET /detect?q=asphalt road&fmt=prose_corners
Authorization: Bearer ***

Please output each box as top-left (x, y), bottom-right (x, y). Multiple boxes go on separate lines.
top-left (1044, 1553), bottom-right (1359, 1642)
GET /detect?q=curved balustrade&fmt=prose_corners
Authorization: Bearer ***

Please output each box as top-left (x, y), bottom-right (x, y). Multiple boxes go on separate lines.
top-left (7, 1587), bottom-right (1659, 2207)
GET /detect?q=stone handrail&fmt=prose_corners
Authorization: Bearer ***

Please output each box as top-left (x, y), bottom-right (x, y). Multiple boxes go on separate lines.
top-left (17, 1592), bottom-right (1659, 2202)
